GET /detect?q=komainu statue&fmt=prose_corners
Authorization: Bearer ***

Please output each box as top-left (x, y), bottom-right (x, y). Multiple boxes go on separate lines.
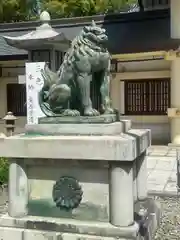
top-left (39, 20), bottom-right (114, 117)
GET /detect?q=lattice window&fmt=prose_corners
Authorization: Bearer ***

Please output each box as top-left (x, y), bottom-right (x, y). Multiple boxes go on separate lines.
top-left (7, 84), bottom-right (27, 116)
top-left (124, 78), bottom-right (170, 115)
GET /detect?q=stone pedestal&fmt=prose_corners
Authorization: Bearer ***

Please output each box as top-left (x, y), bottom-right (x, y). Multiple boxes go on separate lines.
top-left (8, 161), bottom-right (28, 218)
top-left (109, 162), bottom-right (134, 227)
top-left (136, 152), bottom-right (148, 201)
top-left (0, 120), bottom-right (160, 240)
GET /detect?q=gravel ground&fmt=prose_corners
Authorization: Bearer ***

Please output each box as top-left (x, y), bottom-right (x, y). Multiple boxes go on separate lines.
top-left (154, 196), bottom-right (180, 240)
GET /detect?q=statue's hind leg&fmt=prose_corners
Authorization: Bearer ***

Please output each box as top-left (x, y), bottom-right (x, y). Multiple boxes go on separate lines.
top-left (49, 84), bottom-right (80, 116)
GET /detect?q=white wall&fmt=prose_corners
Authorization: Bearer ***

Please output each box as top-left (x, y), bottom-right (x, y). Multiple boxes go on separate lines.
top-left (110, 59), bottom-right (171, 144)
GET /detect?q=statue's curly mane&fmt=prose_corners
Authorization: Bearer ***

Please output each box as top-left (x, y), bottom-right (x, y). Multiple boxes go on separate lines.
top-left (57, 24), bottom-right (108, 77)
top-left (72, 30), bottom-right (104, 52)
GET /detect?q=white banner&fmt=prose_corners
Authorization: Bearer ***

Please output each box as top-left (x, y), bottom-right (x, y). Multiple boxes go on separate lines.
top-left (25, 62), bottom-right (46, 124)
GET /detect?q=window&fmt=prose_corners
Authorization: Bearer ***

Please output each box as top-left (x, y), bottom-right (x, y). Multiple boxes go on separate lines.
top-left (7, 84), bottom-right (27, 116)
top-left (124, 78), bottom-right (170, 115)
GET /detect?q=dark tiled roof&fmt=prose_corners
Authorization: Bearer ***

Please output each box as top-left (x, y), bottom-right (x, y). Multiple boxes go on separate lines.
top-left (0, 31), bottom-right (28, 56)
top-left (0, 9), bottom-right (177, 58)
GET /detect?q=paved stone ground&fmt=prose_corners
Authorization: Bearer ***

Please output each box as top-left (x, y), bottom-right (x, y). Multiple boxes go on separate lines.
top-left (147, 146), bottom-right (177, 195)
top-left (146, 147), bottom-right (180, 239)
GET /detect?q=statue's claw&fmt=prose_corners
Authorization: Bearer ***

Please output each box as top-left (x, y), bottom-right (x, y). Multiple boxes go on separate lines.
top-left (84, 108), bottom-right (100, 116)
top-left (73, 110), bottom-right (81, 116)
top-left (63, 109), bottom-right (80, 116)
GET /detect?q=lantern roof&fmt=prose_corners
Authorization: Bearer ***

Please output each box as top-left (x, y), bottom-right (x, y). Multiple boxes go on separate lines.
top-left (3, 11), bottom-right (71, 51)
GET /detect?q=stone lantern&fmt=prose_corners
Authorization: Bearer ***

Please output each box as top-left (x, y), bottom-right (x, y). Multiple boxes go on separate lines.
top-left (3, 112), bottom-right (17, 136)
top-left (3, 11), bottom-right (71, 71)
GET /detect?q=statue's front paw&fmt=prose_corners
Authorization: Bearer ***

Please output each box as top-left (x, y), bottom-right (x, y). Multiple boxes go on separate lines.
top-left (63, 109), bottom-right (80, 116)
top-left (84, 108), bottom-right (100, 116)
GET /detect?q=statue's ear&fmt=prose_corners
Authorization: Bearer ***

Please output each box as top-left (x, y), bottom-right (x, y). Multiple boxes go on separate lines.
top-left (83, 26), bottom-right (90, 32)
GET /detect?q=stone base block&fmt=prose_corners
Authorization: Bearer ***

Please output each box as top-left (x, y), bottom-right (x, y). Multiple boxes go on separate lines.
top-left (0, 128), bottom-right (150, 161)
top-left (25, 120), bottom-right (132, 136)
top-left (0, 198), bottom-right (161, 240)
top-left (0, 228), bottom-right (131, 240)
top-left (39, 114), bottom-right (117, 124)
top-left (25, 122), bottom-right (123, 136)
top-left (0, 214), bottom-right (139, 240)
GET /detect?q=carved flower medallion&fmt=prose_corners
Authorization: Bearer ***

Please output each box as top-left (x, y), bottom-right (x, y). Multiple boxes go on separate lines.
top-left (52, 176), bottom-right (83, 211)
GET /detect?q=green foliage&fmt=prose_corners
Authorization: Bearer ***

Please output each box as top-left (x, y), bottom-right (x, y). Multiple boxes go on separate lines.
top-left (0, 0), bottom-right (138, 22)
top-left (44, 0), bottom-right (137, 17)
top-left (0, 0), bottom-right (27, 22)
top-left (0, 158), bottom-right (9, 185)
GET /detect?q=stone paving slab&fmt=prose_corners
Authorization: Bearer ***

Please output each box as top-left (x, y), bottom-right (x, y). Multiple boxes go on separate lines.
top-left (147, 145), bottom-right (176, 157)
top-left (147, 146), bottom-right (177, 195)
top-left (155, 158), bottom-right (175, 171)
